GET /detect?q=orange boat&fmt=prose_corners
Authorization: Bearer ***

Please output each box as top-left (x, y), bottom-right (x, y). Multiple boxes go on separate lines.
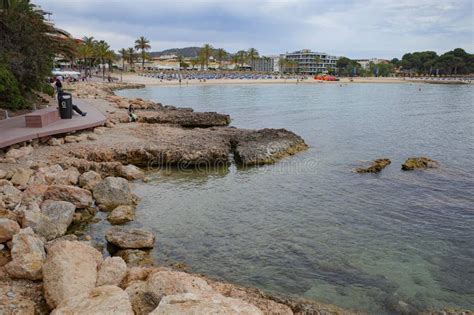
top-left (314, 74), bottom-right (339, 81)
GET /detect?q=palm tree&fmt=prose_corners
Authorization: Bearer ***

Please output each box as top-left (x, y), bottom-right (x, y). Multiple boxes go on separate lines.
top-left (215, 48), bottom-right (227, 69)
top-left (82, 36), bottom-right (96, 77)
top-left (94, 40), bottom-right (112, 80)
top-left (190, 58), bottom-right (199, 70)
top-left (236, 50), bottom-right (247, 69)
top-left (126, 47), bottom-right (136, 70)
top-left (246, 48), bottom-right (259, 70)
top-left (134, 36), bottom-right (151, 70)
top-left (198, 43), bottom-right (213, 70)
top-left (278, 58), bottom-right (287, 73)
top-left (118, 48), bottom-right (127, 71)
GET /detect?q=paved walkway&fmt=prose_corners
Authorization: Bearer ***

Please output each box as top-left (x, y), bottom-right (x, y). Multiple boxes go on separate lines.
top-left (0, 99), bottom-right (106, 148)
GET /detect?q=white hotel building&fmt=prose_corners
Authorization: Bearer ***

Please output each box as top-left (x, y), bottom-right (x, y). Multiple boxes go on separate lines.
top-left (281, 49), bottom-right (339, 74)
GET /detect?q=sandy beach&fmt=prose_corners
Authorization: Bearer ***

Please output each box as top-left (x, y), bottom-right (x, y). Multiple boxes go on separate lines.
top-left (119, 73), bottom-right (471, 87)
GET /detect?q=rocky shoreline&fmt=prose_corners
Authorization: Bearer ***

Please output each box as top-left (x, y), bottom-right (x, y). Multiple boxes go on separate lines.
top-left (0, 81), bottom-right (469, 314)
top-left (0, 81), bottom-right (358, 314)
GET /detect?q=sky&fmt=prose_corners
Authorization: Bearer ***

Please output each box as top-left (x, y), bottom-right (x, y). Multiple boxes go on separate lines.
top-left (35, 0), bottom-right (473, 59)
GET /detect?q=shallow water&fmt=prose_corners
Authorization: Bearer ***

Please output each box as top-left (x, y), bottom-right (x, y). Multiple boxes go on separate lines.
top-left (116, 83), bottom-right (474, 313)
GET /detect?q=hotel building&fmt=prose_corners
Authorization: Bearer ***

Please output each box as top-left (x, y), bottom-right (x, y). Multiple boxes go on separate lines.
top-left (282, 49), bottom-right (339, 74)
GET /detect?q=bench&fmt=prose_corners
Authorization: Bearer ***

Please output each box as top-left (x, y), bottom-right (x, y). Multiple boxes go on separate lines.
top-left (25, 107), bottom-right (60, 128)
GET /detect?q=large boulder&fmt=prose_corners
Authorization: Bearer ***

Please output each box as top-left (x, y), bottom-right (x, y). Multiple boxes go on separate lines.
top-left (402, 157), bottom-right (439, 170)
top-left (5, 227), bottom-right (46, 280)
top-left (149, 293), bottom-right (263, 315)
top-left (107, 205), bottom-right (135, 225)
top-left (44, 185), bottom-right (93, 208)
top-left (146, 270), bottom-right (213, 301)
top-left (43, 240), bottom-right (103, 309)
top-left (93, 177), bottom-right (134, 210)
top-left (51, 285), bottom-right (133, 315)
top-left (21, 200), bottom-right (76, 240)
top-left (0, 218), bottom-right (20, 243)
top-left (78, 170), bottom-right (102, 191)
top-left (10, 168), bottom-right (34, 187)
top-left (106, 227), bottom-right (155, 249)
top-left (96, 256), bottom-right (128, 286)
top-left (37, 164), bottom-right (63, 184)
top-left (139, 110), bottom-right (231, 128)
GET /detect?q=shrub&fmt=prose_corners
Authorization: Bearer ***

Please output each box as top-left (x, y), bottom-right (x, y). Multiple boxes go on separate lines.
top-left (0, 63), bottom-right (26, 110)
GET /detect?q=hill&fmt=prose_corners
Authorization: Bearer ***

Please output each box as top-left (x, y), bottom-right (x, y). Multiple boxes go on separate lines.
top-left (149, 47), bottom-right (201, 58)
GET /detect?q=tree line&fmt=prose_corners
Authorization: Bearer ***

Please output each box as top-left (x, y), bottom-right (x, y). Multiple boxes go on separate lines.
top-left (336, 48), bottom-right (474, 77)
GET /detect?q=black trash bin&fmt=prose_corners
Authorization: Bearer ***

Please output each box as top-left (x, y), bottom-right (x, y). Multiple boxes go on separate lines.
top-left (58, 92), bottom-right (73, 119)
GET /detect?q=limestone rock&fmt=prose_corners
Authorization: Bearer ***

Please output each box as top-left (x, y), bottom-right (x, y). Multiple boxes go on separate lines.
top-left (106, 227), bottom-right (155, 249)
top-left (94, 127), bottom-right (106, 135)
top-left (44, 185), bottom-right (93, 208)
top-left (5, 227), bottom-right (46, 280)
top-left (64, 135), bottom-right (79, 143)
top-left (146, 271), bottom-right (213, 301)
top-left (120, 164), bottom-right (145, 180)
top-left (10, 168), bottom-right (34, 187)
top-left (87, 133), bottom-right (98, 141)
top-left (115, 249), bottom-right (154, 266)
top-left (121, 266), bottom-right (158, 288)
top-left (0, 208), bottom-right (18, 221)
top-left (0, 183), bottom-right (21, 210)
top-left (52, 167), bottom-right (80, 185)
top-left (233, 129), bottom-right (308, 166)
top-left (402, 157), bottom-right (439, 171)
top-left (149, 293), bottom-right (263, 315)
top-left (139, 110), bottom-right (231, 128)
top-left (51, 285), bottom-right (133, 315)
top-left (37, 164), bottom-right (64, 184)
top-left (126, 281), bottom-right (160, 315)
top-left (0, 218), bottom-right (20, 243)
top-left (0, 170), bottom-right (7, 179)
top-left (96, 256), bottom-right (127, 286)
top-left (356, 158), bottom-right (391, 173)
top-left (43, 240), bottom-right (103, 309)
top-left (78, 170), bottom-right (102, 190)
top-left (107, 205), bottom-right (135, 225)
top-left (48, 137), bottom-right (64, 146)
top-left (93, 177), bottom-right (133, 210)
top-left (6, 146), bottom-right (33, 159)
top-left (21, 184), bottom-right (49, 204)
top-left (21, 200), bottom-right (76, 240)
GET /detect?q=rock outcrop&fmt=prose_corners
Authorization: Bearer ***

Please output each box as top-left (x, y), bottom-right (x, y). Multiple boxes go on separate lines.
top-left (233, 129), bottom-right (308, 166)
top-left (106, 227), bottom-right (155, 249)
top-left (139, 110), bottom-right (231, 128)
top-left (146, 270), bottom-right (214, 300)
top-left (402, 157), bottom-right (439, 170)
top-left (356, 158), bottom-right (391, 173)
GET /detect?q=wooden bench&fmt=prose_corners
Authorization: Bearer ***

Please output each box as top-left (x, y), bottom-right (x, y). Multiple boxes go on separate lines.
top-left (25, 107), bottom-right (60, 128)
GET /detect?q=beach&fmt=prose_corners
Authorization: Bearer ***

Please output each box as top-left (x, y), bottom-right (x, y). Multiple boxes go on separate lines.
top-left (119, 73), bottom-right (471, 86)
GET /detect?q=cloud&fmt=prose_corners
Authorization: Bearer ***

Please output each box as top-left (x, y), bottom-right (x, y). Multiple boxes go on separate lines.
top-left (34, 0), bottom-right (473, 58)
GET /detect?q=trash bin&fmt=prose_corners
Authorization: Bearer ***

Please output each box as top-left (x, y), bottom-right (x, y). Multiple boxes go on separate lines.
top-left (58, 92), bottom-right (73, 119)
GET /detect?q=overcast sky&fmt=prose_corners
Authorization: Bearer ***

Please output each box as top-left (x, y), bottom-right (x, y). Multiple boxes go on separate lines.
top-left (35, 0), bottom-right (473, 59)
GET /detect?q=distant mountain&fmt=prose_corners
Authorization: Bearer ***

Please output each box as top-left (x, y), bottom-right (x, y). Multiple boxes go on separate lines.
top-left (150, 47), bottom-right (201, 58)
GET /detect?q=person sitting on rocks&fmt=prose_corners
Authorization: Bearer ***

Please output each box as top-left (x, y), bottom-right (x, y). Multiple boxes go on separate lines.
top-left (128, 105), bottom-right (138, 122)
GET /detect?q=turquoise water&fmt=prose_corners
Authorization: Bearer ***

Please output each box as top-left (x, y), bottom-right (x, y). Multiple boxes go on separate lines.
top-left (117, 84), bottom-right (474, 313)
